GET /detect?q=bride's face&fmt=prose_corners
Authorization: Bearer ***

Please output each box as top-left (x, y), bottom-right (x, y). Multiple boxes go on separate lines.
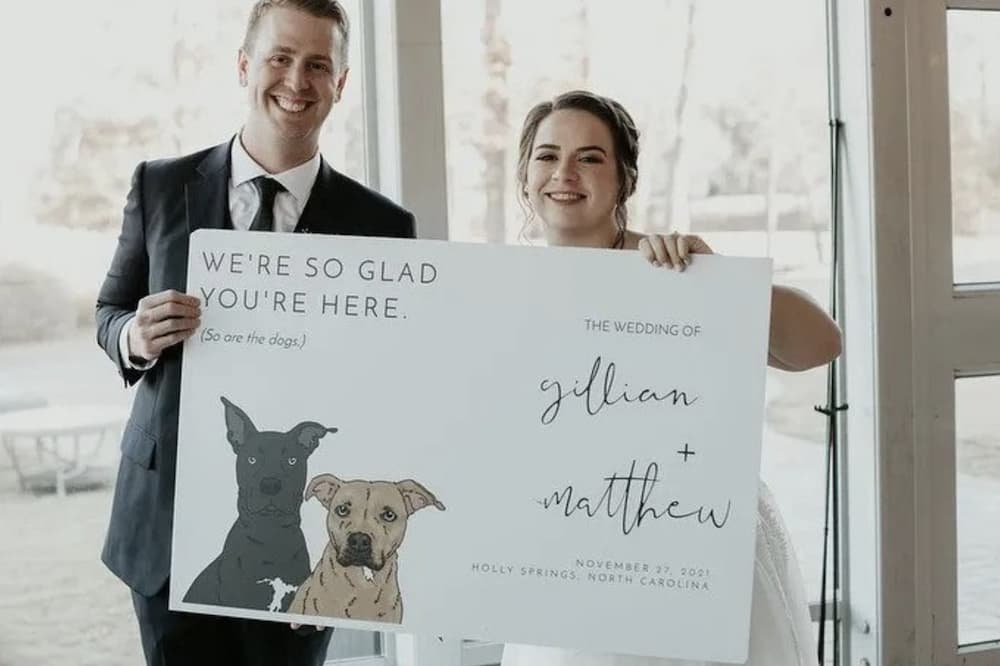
top-left (526, 109), bottom-right (621, 237)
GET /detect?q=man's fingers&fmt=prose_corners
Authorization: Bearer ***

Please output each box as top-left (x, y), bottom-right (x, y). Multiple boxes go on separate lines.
top-left (131, 290), bottom-right (202, 359)
top-left (136, 301), bottom-right (201, 326)
top-left (144, 300), bottom-right (201, 322)
top-left (139, 289), bottom-right (201, 311)
top-left (160, 289), bottom-right (200, 307)
top-left (289, 623), bottom-right (325, 632)
top-left (147, 329), bottom-right (198, 357)
top-left (148, 316), bottom-right (200, 341)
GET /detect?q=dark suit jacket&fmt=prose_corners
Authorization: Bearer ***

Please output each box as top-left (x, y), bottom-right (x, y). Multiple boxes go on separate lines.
top-left (96, 140), bottom-right (415, 597)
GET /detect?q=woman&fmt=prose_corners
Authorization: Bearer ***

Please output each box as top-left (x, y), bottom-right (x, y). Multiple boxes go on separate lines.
top-left (501, 90), bottom-right (842, 666)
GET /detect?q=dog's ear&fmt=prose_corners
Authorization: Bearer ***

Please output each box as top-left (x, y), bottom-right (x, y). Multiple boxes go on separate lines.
top-left (396, 479), bottom-right (446, 515)
top-left (305, 474), bottom-right (343, 508)
top-left (220, 397), bottom-right (258, 452)
top-left (289, 422), bottom-right (337, 456)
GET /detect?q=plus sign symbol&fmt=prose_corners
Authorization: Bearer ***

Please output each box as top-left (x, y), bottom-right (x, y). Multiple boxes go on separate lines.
top-left (677, 443), bottom-right (696, 462)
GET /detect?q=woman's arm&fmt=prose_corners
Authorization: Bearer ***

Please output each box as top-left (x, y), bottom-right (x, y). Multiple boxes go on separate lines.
top-left (637, 233), bottom-right (843, 372)
top-left (767, 285), bottom-right (842, 371)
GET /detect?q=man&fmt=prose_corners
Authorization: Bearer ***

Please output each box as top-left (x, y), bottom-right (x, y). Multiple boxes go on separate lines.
top-left (95, 2), bottom-right (415, 664)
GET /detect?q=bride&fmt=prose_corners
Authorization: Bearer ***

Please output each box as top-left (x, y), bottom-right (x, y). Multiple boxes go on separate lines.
top-left (500, 90), bottom-right (842, 666)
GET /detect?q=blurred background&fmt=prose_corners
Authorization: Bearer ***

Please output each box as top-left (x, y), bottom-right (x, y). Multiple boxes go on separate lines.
top-left (0, 1), bottom-right (997, 664)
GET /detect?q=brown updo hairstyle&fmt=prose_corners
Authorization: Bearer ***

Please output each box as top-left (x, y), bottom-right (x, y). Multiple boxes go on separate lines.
top-left (516, 90), bottom-right (641, 242)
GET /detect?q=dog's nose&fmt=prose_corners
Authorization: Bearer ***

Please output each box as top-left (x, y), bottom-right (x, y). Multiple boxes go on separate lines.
top-left (260, 477), bottom-right (282, 496)
top-left (347, 532), bottom-right (372, 553)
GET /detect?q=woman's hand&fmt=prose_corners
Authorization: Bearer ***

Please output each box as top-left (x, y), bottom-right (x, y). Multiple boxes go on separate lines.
top-left (638, 232), bottom-right (841, 370)
top-left (638, 232), bottom-right (714, 271)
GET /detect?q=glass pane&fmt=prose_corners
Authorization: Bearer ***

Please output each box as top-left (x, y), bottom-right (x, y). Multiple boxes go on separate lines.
top-left (948, 10), bottom-right (1000, 285)
top-left (956, 375), bottom-right (1000, 647)
top-left (328, 630), bottom-right (382, 660)
top-left (441, 0), bottom-right (832, 617)
top-left (463, 639), bottom-right (504, 666)
top-left (319, 0), bottom-right (367, 184)
top-left (0, 1), bottom-right (370, 664)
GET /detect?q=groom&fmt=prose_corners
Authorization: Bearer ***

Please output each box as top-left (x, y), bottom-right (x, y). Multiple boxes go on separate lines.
top-left (95, 1), bottom-right (415, 664)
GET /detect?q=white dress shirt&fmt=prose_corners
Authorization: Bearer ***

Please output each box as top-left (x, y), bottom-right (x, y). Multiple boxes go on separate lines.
top-left (119, 135), bottom-right (322, 369)
top-left (227, 134), bottom-right (320, 232)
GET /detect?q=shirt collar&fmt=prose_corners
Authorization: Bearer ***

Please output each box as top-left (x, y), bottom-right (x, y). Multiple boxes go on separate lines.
top-left (230, 133), bottom-right (321, 206)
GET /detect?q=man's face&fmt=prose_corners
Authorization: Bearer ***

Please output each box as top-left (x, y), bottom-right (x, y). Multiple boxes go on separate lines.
top-left (238, 6), bottom-right (349, 146)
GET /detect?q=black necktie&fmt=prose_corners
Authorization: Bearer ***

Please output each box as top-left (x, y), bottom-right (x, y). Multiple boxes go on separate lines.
top-left (249, 177), bottom-right (286, 232)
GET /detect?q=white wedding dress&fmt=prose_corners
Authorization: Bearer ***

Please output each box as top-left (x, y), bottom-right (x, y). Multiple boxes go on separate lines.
top-left (501, 483), bottom-right (815, 666)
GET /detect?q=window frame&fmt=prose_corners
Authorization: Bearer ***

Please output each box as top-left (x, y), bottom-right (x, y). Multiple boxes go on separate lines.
top-left (840, 0), bottom-right (1000, 664)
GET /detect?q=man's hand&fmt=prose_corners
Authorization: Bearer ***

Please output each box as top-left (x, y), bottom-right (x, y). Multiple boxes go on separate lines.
top-left (127, 290), bottom-right (201, 362)
top-left (290, 623), bottom-right (325, 632)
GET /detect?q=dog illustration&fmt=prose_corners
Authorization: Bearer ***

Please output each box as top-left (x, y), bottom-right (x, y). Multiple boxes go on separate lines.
top-left (289, 473), bottom-right (445, 623)
top-left (183, 397), bottom-right (337, 612)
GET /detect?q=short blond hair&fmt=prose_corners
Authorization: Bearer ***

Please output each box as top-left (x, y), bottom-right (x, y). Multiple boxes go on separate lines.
top-left (243, 0), bottom-right (349, 67)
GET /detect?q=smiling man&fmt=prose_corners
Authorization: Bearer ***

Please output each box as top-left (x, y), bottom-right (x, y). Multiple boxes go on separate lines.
top-left (240, 1), bottom-right (349, 173)
top-left (94, 2), bottom-right (415, 665)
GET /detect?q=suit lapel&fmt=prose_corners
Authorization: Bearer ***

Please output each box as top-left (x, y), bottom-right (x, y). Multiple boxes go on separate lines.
top-left (186, 146), bottom-right (347, 235)
top-left (186, 140), bottom-right (233, 234)
top-left (295, 159), bottom-right (342, 235)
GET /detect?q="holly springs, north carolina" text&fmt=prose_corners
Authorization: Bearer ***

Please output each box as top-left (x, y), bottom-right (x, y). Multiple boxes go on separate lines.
top-left (196, 250), bottom-right (438, 319)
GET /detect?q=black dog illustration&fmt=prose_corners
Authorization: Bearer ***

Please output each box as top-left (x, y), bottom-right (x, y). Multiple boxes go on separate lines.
top-left (183, 397), bottom-right (337, 612)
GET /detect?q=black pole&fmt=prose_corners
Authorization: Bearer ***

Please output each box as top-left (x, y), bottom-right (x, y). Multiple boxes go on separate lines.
top-left (818, 397), bottom-right (833, 663)
top-left (819, 0), bottom-right (848, 659)
top-left (816, 0), bottom-right (847, 666)
top-left (817, 116), bottom-right (846, 665)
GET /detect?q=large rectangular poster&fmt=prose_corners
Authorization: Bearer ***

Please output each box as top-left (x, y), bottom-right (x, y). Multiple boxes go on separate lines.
top-left (170, 230), bottom-right (772, 663)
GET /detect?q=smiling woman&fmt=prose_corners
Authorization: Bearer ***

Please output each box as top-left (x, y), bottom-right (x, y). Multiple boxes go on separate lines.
top-left (440, 2), bottom-right (836, 665)
top-left (498, 84), bottom-right (835, 666)
top-left (523, 110), bottom-right (629, 248)
top-left (517, 93), bottom-right (639, 250)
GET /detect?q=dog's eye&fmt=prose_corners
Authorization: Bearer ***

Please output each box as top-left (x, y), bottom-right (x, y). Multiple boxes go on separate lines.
top-left (287, 457), bottom-right (297, 466)
top-left (247, 456), bottom-right (257, 465)
top-left (380, 508), bottom-right (398, 522)
top-left (334, 503), bottom-right (350, 517)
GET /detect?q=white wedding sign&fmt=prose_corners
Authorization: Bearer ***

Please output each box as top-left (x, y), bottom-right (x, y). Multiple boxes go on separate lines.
top-left (170, 229), bottom-right (772, 663)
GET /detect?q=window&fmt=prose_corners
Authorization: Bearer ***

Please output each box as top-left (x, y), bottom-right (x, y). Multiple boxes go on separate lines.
top-left (947, 9), bottom-right (1000, 286)
top-left (955, 375), bottom-right (1000, 648)
top-left (858, 0), bottom-right (1000, 662)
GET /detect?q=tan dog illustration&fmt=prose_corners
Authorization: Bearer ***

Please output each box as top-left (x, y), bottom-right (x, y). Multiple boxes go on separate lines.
top-left (289, 474), bottom-right (445, 623)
